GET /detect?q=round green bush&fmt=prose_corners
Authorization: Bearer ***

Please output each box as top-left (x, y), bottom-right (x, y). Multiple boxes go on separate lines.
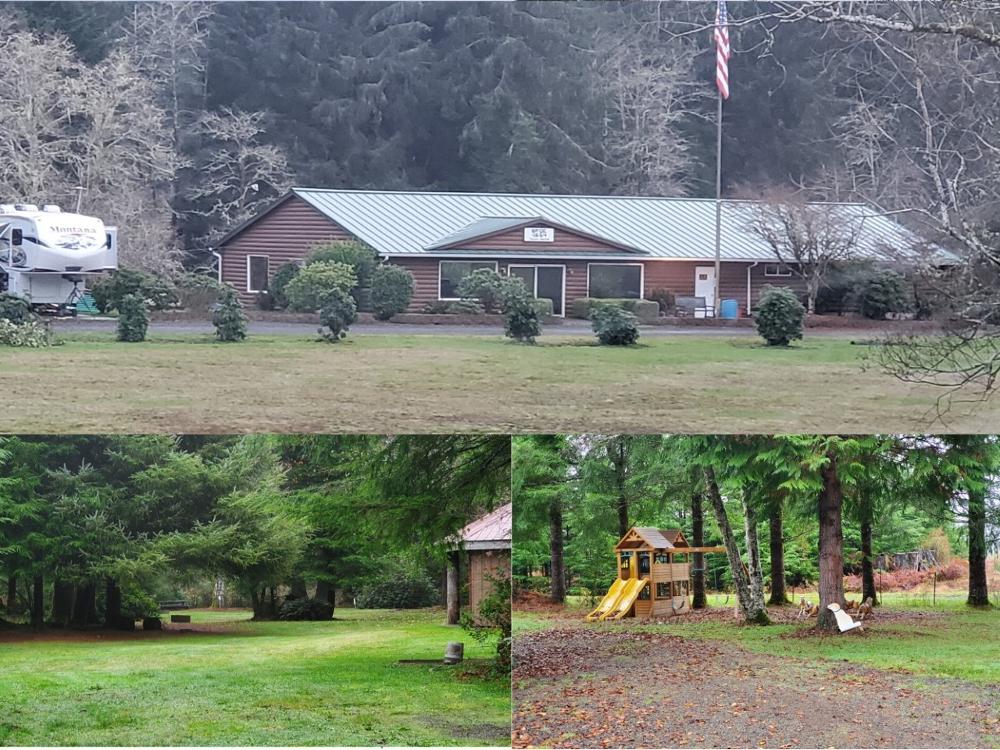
top-left (370, 264), bottom-right (414, 320)
top-left (857, 270), bottom-right (910, 320)
top-left (269, 263), bottom-right (301, 309)
top-left (756, 285), bottom-right (805, 346)
top-left (0, 293), bottom-right (32, 324)
top-left (308, 241), bottom-right (378, 287)
top-left (318, 287), bottom-right (358, 342)
top-left (592, 306), bottom-right (639, 346)
top-left (355, 571), bottom-right (438, 609)
top-left (91, 269), bottom-right (177, 313)
top-left (213, 286), bottom-right (248, 342)
top-left (284, 261), bottom-right (357, 312)
top-left (457, 268), bottom-right (506, 314)
top-left (445, 299), bottom-right (485, 314)
top-left (116, 293), bottom-right (149, 342)
top-left (501, 276), bottom-right (542, 343)
top-left (175, 272), bottom-right (226, 312)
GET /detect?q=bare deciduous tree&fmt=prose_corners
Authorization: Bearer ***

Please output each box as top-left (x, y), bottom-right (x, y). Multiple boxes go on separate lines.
top-left (598, 20), bottom-right (704, 196)
top-left (187, 108), bottom-right (292, 244)
top-left (0, 27), bottom-right (182, 274)
top-left (745, 189), bottom-right (864, 313)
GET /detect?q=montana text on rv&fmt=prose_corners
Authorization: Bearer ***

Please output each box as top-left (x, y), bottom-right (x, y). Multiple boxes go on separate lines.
top-left (0, 203), bottom-right (117, 315)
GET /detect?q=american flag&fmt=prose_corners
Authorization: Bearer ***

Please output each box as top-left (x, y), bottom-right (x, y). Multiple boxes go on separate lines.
top-left (714, 0), bottom-right (731, 100)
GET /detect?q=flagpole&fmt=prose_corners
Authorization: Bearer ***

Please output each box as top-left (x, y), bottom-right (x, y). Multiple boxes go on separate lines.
top-left (713, 89), bottom-right (723, 317)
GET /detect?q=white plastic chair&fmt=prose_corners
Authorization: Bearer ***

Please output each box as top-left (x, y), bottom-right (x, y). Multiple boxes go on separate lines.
top-left (827, 602), bottom-right (864, 632)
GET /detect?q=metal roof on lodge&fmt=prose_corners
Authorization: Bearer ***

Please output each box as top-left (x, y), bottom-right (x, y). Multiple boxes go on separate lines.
top-left (272, 188), bottom-right (955, 263)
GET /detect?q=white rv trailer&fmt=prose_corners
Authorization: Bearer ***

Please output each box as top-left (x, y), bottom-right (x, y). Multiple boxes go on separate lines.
top-left (0, 203), bottom-right (118, 313)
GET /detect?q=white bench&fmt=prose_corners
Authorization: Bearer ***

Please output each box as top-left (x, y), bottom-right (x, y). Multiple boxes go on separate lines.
top-left (827, 602), bottom-right (863, 632)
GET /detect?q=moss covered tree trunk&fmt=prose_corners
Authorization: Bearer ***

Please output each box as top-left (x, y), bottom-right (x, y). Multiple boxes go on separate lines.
top-left (703, 467), bottom-right (769, 625)
top-left (691, 491), bottom-right (707, 609)
top-left (817, 452), bottom-right (846, 631)
top-left (446, 550), bottom-right (461, 625)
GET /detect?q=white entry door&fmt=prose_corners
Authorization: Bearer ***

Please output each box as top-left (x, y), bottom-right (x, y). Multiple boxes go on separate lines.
top-left (694, 266), bottom-right (716, 315)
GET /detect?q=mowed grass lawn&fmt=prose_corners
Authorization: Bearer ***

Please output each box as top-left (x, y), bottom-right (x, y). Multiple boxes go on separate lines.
top-left (0, 608), bottom-right (510, 746)
top-left (515, 593), bottom-right (1000, 685)
top-left (2, 330), bottom-right (993, 433)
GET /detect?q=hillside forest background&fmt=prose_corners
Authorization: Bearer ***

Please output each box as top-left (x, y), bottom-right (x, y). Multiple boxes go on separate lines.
top-left (4, 1), bottom-right (997, 279)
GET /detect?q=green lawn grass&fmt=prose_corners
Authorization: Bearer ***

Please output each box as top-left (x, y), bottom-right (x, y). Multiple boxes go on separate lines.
top-left (0, 608), bottom-right (509, 746)
top-left (2, 330), bottom-right (993, 432)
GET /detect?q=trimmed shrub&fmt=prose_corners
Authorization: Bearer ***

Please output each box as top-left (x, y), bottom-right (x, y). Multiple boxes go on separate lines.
top-left (648, 288), bottom-right (674, 315)
top-left (0, 293), bottom-right (32, 324)
top-left (457, 268), bottom-right (506, 314)
top-left (501, 276), bottom-right (542, 343)
top-left (175, 272), bottom-right (226, 312)
top-left (120, 588), bottom-right (160, 620)
top-left (0, 318), bottom-right (52, 347)
top-left (285, 261), bottom-right (357, 312)
top-left (755, 286), bottom-right (805, 346)
top-left (317, 287), bottom-right (358, 342)
top-left (116, 293), bottom-right (149, 342)
top-left (370, 264), bottom-right (414, 320)
top-left (308, 241), bottom-right (378, 288)
top-left (857, 270), bottom-right (910, 320)
top-left (445, 300), bottom-right (484, 315)
top-left (571, 297), bottom-right (658, 323)
top-left (278, 597), bottom-right (333, 621)
top-left (531, 297), bottom-right (554, 317)
top-left (592, 306), bottom-right (639, 346)
top-left (422, 300), bottom-right (451, 314)
top-left (256, 290), bottom-right (276, 310)
top-left (355, 570), bottom-right (438, 609)
top-left (91, 269), bottom-right (177, 312)
top-left (213, 286), bottom-right (248, 342)
top-left (270, 262), bottom-right (301, 309)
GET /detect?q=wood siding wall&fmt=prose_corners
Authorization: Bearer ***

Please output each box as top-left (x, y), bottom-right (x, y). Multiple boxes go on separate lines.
top-left (220, 196), bottom-right (354, 300)
top-left (468, 549), bottom-right (511, 613)
top-left (456, 224), bottom-right (632, 253)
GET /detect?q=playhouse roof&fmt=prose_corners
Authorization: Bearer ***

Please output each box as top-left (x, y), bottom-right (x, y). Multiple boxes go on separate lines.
top-left (455, 503), bottom-right (512, 552)
top-left (615, 527), bottom-right (689, 551)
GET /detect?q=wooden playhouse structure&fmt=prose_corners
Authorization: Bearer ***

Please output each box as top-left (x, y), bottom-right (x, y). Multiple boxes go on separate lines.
top-left (586, 526), bottom-right (726, 621)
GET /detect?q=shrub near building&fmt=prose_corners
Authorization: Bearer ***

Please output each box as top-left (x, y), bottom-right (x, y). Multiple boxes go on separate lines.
top-left (756, 286), bottom-right (805, 346)
top-left (284, 261), bottom-right (357, 312)
top-left (213, 286), bottom-right (248, 342)
top-left (370, 264), bottom-right (414, 320)
top-left (116, 293), bottom-right (149, 342)
top-left (592, 306), bottom-right (640, 346)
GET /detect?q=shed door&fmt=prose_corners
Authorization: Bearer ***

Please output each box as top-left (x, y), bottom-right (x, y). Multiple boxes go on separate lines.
top-left (694, 266), bottom-right (716, 313)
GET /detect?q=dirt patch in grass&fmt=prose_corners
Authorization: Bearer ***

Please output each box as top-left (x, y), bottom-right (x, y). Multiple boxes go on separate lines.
top-left (513, 627), bottom-right (1000, 748)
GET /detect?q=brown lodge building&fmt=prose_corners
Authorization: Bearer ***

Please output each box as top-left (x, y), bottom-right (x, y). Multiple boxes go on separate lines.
top-left (217, 188), bottom-right (945, 317)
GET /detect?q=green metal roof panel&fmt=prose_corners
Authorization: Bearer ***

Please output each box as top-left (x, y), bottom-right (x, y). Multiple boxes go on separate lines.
top-left (287, 188), bottom-right (955, 263)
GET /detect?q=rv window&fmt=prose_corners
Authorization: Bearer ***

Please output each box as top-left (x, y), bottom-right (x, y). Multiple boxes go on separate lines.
top-left (247, 255), bottom-right (269, 293)
top-left (11, 228), bottom-right (22, 246)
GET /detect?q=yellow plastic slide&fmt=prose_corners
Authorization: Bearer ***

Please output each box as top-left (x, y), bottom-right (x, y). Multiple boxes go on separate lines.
top-left (600, 578), bottom-right (647, 620)
top-left (585, 578), bottom-right (627, 621)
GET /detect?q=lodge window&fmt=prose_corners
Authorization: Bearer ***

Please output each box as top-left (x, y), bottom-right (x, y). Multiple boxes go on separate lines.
top-left (588, 263), bottom-right (642, 299)
top-left (763, 263), bottom-right (793, 278)
top-left (656, 582), bottom-right (670, 598)
top-left (439, 260), bottom-right (498, 299)
top-left (247, 255), bottom-right (269, 293)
